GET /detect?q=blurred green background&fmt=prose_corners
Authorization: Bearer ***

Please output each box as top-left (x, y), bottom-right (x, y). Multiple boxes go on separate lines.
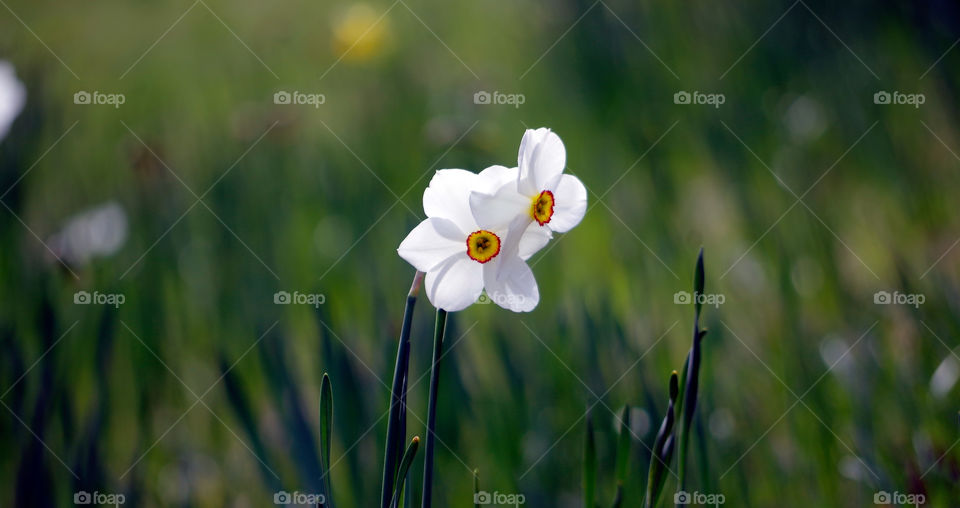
top-left (1, 0), bottom-right (959, 506)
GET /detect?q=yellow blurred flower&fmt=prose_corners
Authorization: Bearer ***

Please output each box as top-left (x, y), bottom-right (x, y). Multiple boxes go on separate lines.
top-left (332, 4), bottom-right (390, 61)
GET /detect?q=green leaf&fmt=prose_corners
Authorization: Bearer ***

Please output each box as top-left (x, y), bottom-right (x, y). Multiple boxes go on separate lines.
top-left (674, 352), bottom-right (690, 425)
top-left (584, 411), bottom-right (596, 508)
top-left (611, 482), bottom-right (623, 508)
top-left (474, 469), bottom-right (480, 508)
top-left (390, 436), bottom-right (421, 508)
top-left (319, 373), bottom-right (334, 508)
top-left (694, 248), bottom-right (704, 318)
top-left (679, 250), bottom-right (708, 496)
top-left (645, 371), bottom-right (677, 508)
top-left (614, 406), bottom-right (632, 484)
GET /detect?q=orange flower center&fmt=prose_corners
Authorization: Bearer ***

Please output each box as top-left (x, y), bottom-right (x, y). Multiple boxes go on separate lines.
top-left (531, 190), bottom-right (555, 226)
top-left (466, 230), bottom-right (501, 263)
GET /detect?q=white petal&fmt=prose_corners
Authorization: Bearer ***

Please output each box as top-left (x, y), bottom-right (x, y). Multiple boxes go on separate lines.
top-left (469, 180), bottom-right (530, 231)
top-left (547, 174), bottom-right (587, 233)
top-left (397, 218), bottom-right (467, 272)
top-left (495, 214), bottom-right (534, 279)
top-left (477, 165), bottom-right (518, 191)
top-left (518, 128), bottom-right (565, 195)
top-left (517, 129), bottom-right (544, 172)
top-left (422, 169), bottom-right (479, 229)
top-left (424, 254), bottom-right (484, 312)
top-left (482, 255), bottom-right (539, 312)
top-left (518, 221), bottom-right (552, 260)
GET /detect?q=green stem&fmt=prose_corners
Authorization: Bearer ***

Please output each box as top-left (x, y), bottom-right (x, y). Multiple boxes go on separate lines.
top-left (421, 308), bottom-right (448, 508)
top-left (379, 272), bottom-right (423, 508)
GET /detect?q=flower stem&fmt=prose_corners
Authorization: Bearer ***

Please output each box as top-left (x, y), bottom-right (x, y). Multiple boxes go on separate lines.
top-left (379, 272), bottom-right (423, 508)
top-left (420, 308), bottom-right (448, 508)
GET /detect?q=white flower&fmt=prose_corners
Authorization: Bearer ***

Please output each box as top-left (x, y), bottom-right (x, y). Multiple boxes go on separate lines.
top-left (469, 128), bottom-right (587, 262)
top-left (0, 61), bottom-right (26, 141)
top-left (397, 167), bottom-right (550, 312)
top-left (48, 201), bottom-right (128, 266)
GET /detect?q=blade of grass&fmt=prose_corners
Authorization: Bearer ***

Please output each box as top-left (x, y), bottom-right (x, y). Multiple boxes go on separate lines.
top-left (420, 307), bottom-right (448, 508)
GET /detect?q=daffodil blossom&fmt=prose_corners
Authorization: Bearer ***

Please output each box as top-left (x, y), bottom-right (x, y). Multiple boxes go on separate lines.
top-left (468, 128), bottom-right (587, 264)
top-left (397, 167), bottom-right (550, 312)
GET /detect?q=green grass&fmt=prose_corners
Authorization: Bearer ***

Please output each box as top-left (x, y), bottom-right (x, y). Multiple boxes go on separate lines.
top-left (1, 0), bottom-right (959, 506)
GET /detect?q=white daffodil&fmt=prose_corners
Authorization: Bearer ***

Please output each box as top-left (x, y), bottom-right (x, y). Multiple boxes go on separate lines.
top-left (397, 167), bottom-right (550, 312)
top-left (468, 128), bottom-right (587, 263)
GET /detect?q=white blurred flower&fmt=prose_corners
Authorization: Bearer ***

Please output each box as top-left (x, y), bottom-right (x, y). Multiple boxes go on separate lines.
top-left (48, 201), bottom-right (128, 266)
top-left (469, 128), bottom-right (587, 262)
top-left (931, 354), bottom-right (959, 398)
top-left (0, 60), bottom-right (26, 141)
top-left (397, 168), bottom-right (548, 312)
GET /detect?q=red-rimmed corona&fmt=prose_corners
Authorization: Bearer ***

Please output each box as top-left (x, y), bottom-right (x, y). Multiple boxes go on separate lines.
top-left (466, 230), bottom-right (501, 263)
top-left (531, 190), bottom-right (555, 226)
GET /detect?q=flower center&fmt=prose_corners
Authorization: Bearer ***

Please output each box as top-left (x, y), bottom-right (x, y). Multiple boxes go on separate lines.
top-left (466, 230), bottom-right (501, 263)
top-left (531, 190), bottom-right (555, 226)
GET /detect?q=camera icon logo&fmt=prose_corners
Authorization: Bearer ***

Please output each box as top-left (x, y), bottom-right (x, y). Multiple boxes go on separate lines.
top-left (274, 91), bottom-right (292, 105)
top-left (74, 291), bottom-right (91, 304)
top-left (474, 91), bottom-right (491, 105)
top-left (674, 490), bottom-right (691, 504)
top-left (74, 91), bottom-right (91, 105)
top-left (873, 491), bottom-right (891, 504)
top-left (874, 91), bottom-right (891, 105)
top-left (274, 291), bottom-right (291, 304)
top-left (673, 91), bottom-right (691, 104)
top-left (674, 291), bottom-right (691, 304)
top-left (873, 291), bottom-right (891, 304)
top-left (273, 490), bottom-right (291, 504)
top-left (74, 491), bottom-right (92, 504)
top-left (474, 491), bottom-right (492, 504)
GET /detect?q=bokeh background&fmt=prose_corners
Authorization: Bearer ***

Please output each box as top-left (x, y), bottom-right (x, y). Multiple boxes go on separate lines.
top-left (2, 0), bottom-right (959, 506)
